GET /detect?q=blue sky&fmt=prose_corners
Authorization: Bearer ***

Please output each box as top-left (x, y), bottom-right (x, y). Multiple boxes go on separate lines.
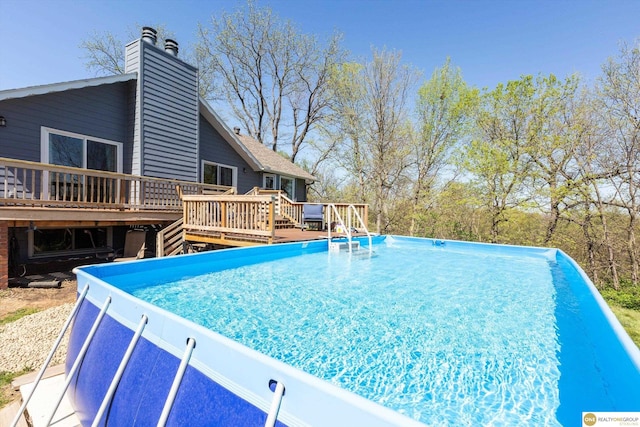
top-left (0, 0), bottom-right (638, 92)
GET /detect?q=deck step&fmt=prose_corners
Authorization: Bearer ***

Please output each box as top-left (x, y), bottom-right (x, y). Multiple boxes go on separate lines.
top-left (274, 215), bottom-right (296, 229)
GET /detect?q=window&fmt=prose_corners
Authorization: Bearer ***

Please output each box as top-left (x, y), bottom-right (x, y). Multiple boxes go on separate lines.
top-left (202, 161), bottom-right (237, 188)
top-left (29, 227), bottom-right (113, 258)
top-left (280, 176), bottom-right (295, 200)
top-left (263, 173), bottom-right (276, 190)
top-left (42, 128), bottom-right (122, 172)
top-left (41, 128), bottom-right (122, 201)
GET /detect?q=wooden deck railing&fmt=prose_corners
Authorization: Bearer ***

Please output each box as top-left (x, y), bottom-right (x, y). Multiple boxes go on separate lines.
top-left (0, 157), bottom-right (233, 211)
top-left (182, 195), bottom-right (276, 241)
top-left (181, 189), bottom-right (369, 247)
top-left (248, 187), bottom-right (368, 229)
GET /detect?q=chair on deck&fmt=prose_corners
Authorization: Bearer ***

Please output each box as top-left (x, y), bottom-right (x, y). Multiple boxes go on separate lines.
top-left (302, 204), bottom-right (324, 231)
top-left (114, 229), bottom-right (147, 262)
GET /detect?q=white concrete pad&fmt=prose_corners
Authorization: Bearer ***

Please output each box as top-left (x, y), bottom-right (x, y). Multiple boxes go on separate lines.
top-left (20, 374), bottom-right (80, 427)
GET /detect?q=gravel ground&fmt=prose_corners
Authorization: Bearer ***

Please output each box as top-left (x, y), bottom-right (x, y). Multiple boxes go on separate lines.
top-left (0, 304), bottom-right (73, 372)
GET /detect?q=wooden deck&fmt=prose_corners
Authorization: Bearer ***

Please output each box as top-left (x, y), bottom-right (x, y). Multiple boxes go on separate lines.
top-left (0, 157), bottom-right (233, 227)
top-left (1, 158), bottom-right (370, 252)
top-left (180, 193), bottom-right (368, 249)
top-left (183, 227), bottom-right (330, 247)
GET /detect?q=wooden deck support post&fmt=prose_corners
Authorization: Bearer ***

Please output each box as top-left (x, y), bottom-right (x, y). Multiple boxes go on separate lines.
top-left (0, 221), bottom-right (9, 289)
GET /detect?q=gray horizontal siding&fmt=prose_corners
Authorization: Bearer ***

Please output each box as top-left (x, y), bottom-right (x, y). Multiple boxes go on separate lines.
top-left (0, 81), bottom-right (134, 172)
top-left (199, 115), bottom-right (262, 193)
top-left (295, 178), bottom-right (307, 202)
top-left (140, 42), bottom-right (198, 181)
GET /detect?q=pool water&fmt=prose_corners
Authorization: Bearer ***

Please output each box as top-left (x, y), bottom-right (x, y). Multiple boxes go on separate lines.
top-left (126, 238), bottom-right (611, 426)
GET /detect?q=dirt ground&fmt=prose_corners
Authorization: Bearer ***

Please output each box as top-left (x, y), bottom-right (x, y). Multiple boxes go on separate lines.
top-left (0, 281), bottom-right (78, 319)
top-left (0, 281), bottom-right (78, 413)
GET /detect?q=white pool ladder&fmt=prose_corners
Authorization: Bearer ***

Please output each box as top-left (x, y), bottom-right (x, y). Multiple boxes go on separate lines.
top-left (326, 204), bottom-right (372, 254)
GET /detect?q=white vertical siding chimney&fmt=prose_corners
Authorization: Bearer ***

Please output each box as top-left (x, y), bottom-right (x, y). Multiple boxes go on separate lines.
top-left (141, 27), bottom-right (157, 45)
top-left (164, 39), bottom-right (179, 57)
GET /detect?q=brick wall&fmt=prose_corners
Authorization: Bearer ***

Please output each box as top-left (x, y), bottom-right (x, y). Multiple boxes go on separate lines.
top-left (0, 221), bottom-right (8, 289)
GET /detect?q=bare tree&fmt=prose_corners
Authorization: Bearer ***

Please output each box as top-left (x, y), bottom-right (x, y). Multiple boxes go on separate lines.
top-left (323, 62), bottom-right (370, 203)
top-left (325, 49), bottom-right (419, 233)
top-left (80, 25), bottom-right (175, 76)
top-left (196, 2), bottom-right (344, 163)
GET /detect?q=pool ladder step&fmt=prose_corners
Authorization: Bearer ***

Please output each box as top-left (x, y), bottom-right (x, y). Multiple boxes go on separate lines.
top-left (329, 240), bottom-right (360, 252)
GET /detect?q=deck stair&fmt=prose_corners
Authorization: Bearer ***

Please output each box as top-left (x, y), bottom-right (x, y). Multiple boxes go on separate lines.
top-left (274, 215), bottom-right (296, 229)
top-left (156, 217), bottom-right (185, 257)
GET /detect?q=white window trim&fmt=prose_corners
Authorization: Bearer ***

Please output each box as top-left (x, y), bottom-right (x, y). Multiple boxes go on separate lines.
top-left (201, 160), bottom-right (238, 190)
top-left (41, 127), bottom-right (123, 172)
top-left (40, 127), bottom-right (123, 200)
top-left (263, 173), bottom-right (277, 190)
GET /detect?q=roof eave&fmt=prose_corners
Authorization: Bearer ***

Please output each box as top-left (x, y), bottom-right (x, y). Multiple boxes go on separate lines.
top-left (198, 98), bottom-right (264, 171)
top-left (0, 73), bottom-right (138, 102)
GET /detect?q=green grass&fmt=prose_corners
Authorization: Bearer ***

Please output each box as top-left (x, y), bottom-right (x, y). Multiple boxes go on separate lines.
top-left (0, 308), bottom-right (40, 326)
top-left (0, 369), bottom-right (32, 408)
top-left (608, 304), bottom-right (640, 348)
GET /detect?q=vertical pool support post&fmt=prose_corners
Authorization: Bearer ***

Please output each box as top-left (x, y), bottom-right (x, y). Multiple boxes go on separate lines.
top-left (265, 381), bottom-right (285, 427)
top-left (9, 284), bottom-right (90, 427)
top-left (157, 337), bottom-right (196, 427)
top-left (91, 314), bottom-right (148, 427)
top-left (45, 296), bottom-right (112, 427)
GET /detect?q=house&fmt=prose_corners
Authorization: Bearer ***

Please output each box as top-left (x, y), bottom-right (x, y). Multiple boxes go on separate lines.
top-left (0, 27), bottom-right (326, 287)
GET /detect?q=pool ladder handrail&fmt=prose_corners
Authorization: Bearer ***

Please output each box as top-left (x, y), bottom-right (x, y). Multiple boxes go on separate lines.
top-left (9, 284), bottom-right (90, 427)
top-left (326, 204), bottom-right (372, 254)
top-left (265, 380), bottom-right (285, 427)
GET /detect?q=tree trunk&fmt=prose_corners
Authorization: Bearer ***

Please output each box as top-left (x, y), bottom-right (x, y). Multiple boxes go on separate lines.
top-left (596, 198), bottom-right (619, 289)
top-left (627, 211), bottom-right (638, 285)
top-left (582, 213), bottom-right (599, 285)
top-left (544, 196), bottom-right (560, 245)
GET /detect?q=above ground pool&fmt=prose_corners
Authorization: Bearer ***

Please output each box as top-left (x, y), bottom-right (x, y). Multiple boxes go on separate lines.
top-left (70, 236), bottom-right (640, 426)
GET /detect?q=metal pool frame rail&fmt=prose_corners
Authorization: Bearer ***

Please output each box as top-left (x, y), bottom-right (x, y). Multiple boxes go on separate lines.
top-left (54, 236), bottom-right (640, 426)
top-left (65, 244), bottom-right (425, 427)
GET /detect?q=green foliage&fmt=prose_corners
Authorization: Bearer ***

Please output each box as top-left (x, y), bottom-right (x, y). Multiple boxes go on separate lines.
top-left (0, 308), bottom-right (40, 326)
top-left (601, 283), bottom-right (640, 311)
